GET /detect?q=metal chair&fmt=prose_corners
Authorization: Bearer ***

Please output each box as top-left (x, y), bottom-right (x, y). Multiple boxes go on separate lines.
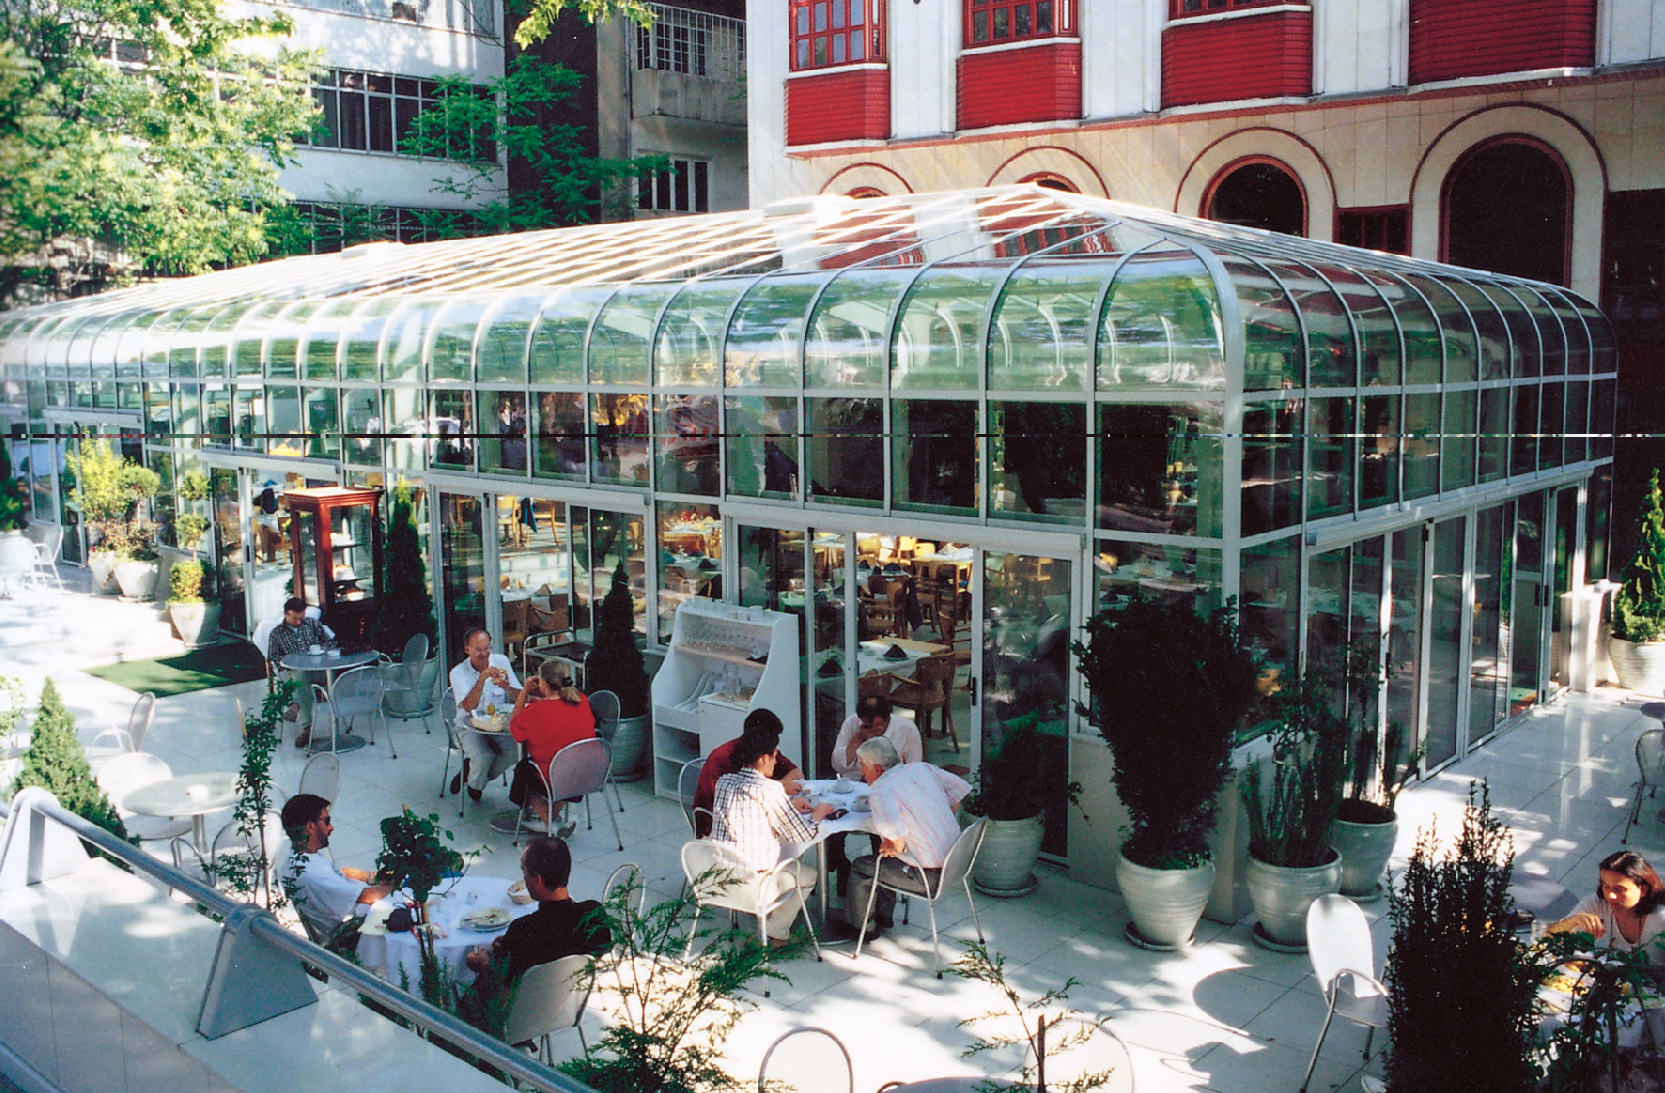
top-left (437, 689), bottom-right (478, 819)
top-left (502, 953), bottom-right (595, 1059)
top-left (588, 688), bottom-right (626, 813)
top-left (28, 524), bottom-right (63, 591)
top-left (95, 751), bottom-right (195, 867)
top-left (298, 752), bottom-right (340, 802)
top-left (853, 818), bottom-right (987, 978)
top-left (680, 839), bottom-right (822, 978)
top-left (1625, 729), bottom-right (1665, 842)
top-left (85, 691), bottom-right (156, 771)
top-left (677, 756), bottom-right (705, 836)
top-left (1300, 894), bottom-right (1389, 1093)
top-left (757, 1027), bottom-right (853, 1093)
top-left (203, 810), bottom-right (285, 897)
top-left (381, 633), bottom-right (435, 734)
top-left (329, 663), bottom-right (390, 754)
top-left (1026, 1017), bottom-right (1134, 1093)
top-left (308, 683), bottom-right (338, 754)
top-left (603, 862), bottom-right (648, 944)
top-left (514, 737), bottom-right (624, 850)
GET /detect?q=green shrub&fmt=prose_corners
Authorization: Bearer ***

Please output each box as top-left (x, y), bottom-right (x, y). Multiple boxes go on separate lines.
top-left (0, 443), bottom-right (27, 532)
top-left (168, 559), bottom-right (210, 604)
top-left (369, 480), bottom-right (436, 657)
top-left (6, 678), bottom-right (128, 842)
top-left (1242, 671), bottom-right (1350, 868)
top-left (1614, 468), bottom-right (1665, 643)
top-left (175, 512), bottom-right (210, 549)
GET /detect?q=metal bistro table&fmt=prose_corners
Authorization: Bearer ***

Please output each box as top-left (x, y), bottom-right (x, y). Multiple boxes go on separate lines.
top-left (787, 779), bottom-right (879, 931)
top-left (280, 649), bottom-right (380, 754)
top-left (121, 771), bottom-right (240, 854)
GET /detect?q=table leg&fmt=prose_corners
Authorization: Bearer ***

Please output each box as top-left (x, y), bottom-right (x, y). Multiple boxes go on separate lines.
top-left (818, 840), bottom-right (830, 923)
top-left (191, 815), bottom-right (208, 861)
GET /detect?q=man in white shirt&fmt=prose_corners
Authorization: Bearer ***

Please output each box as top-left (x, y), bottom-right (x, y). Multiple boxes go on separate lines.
top-left (830, 694), bottom-right (922, 778)
top-left (277, 793), bottom-right (393, 940)
top-left (843, 736), bottom-right (971, 935)
top-left (450, 626), bottom-right (523, 803)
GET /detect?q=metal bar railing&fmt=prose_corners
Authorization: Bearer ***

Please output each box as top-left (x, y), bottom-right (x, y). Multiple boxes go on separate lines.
top-left (0, 791), bottom-right (595, 1093)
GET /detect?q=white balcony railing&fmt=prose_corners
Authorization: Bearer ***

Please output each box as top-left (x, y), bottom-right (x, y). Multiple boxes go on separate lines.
top-left (636, 3), bottom-right (746, 84)
top-left (283, 0), bottom-right (496, 38)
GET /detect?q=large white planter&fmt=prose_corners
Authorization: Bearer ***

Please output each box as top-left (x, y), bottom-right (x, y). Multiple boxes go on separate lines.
top-left (89, 550), bottom-right (121, 595)
top-left (1246, 849), bottom-right (1344, 951)
top-left (1117, 850), bottom-right (1216, 951)
top-left (973, 815), bottom-right (1043, 897)
top-left (113, 559), bottom-right (159, 601)
top-left (170, 601), bottom-right (221, 648)
top-left (0, 529), bottom-right (33, 574)
top-left (1330, 814), bottom-right (1397, 901)
top-left (1610, 637), bottom-right (1665, 695)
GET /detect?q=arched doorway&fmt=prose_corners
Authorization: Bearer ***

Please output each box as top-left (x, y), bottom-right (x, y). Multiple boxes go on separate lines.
top-left (1020, 172), bottom-right (1079, 193)
top-left (1443, 139), bottom-right (1570, 285)
top-left (1204, 159), bottom-right (1306, 236)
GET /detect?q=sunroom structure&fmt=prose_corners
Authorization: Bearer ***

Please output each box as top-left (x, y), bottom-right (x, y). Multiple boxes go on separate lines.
top-left (0, 187), bottom-right (1618, 869)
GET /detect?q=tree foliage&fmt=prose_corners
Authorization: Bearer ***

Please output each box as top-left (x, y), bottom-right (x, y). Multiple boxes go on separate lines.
top-left (7, 677), bottom-right (128, 842)
top-left (1614, 468), bottom-right (1665, 642)
top-left (370, 480), bottom-right (437, 656)
top-left (512, 0), bottom-right (653, 47)
top-left (0, 440), bottom-right (26, 531)
top-left (586, 561), bottom-right (650, 717)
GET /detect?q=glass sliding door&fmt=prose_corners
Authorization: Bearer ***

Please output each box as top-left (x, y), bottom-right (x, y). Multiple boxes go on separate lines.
top-left (438, 492), bottom-right (486, 664)
top-left (1511, 491), bottom-right (1547, 715)
top-left (1549, 485), bottom-right (1579, 691)
top-left (809, 530), bottom-right (848, 781)
top-left (1425, 517), bottom-right (1466, 767)
top-left (1470, 504), bottom-right (1507, 747)
top-left (736, 524), bottom-right (812, 764)
top-left (1388, 528), bottom-right (1431, 766)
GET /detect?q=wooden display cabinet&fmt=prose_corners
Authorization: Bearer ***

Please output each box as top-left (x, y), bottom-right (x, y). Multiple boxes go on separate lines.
top-left (285, 486), bottom-right (383, 649)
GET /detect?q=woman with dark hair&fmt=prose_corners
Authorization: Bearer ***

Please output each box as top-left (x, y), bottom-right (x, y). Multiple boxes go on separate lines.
top-left (1546, 850), bottom-right (1665, 959)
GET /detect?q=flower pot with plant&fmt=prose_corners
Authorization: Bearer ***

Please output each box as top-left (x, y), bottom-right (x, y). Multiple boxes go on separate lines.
top-left (1610, 468), bottom-right (1665, 693)
top-left (375, 808), bottom-right (464, 1005)
top-left (110, 463), bottom-right (161, 599)
top-left (1241, 672), bottom-right (1349, 950)
top-left (585, 561), bottom-right (652, 780)
top-left (1331, 714), bottom-right (1419, 902)
top-left (1076, 597), bottom-right (1260, 950)
top-left (168, 559), bottom-right (220, 648)
top-left (963, 721), bottom-right (1056, 897)
top-left (175, 512), bottom-right (211, 552)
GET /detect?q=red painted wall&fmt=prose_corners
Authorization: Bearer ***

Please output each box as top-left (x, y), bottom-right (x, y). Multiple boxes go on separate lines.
top-left (1160, 9), bottom-right (1312, 108)
top-left (786, 68), bottom-right (891, 146)
top-left (957, 41), bottom-right (1083, 130)
top-left (1409, 0), bottom-right (1596, 84)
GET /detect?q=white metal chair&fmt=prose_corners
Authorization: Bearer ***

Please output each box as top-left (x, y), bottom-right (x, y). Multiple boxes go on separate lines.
top-left (252, 617), bottom-right (280, 680)
top-left (381, 633), bottom-right (436, 735)
top-left (1300, 894), bottom-right (1389, 1093)
top-left (204, 810), bottom-right (286, 898)
top-left (677, 756), bottom-right (706, 835)
top-left (502, 953), bottom-right (595, 1059)
top-left (28, 525), bottom-right (63, 591)
top-left (603, 862), bottom-right (648, 944)
top-left (298, 752), bottom-right (340, 803)
top-left (853, 818), bottom-right (987, 979)
top-left (437, 689), bottom-right (473, 818)
top-left (1026, 1017), bottom-right (1134, 1093)
top-left (680, 839), bottom-right (823, 980)
top-left (757, 1027), bottom-right (853, 1093)
top-left (514, 737), bottom-right (624, 850)
top-left (96, 751), bottom-right (195, 867)
top-left (1625, 729), bottom-right (1665, 842)
top-left (329, 663), bottom-right (390, 754)
top-left (84, 691), bottom-right (156, 771)
top-left (588, 688), bottom-right (626, 813)
top-left (308, 683), bottom-right (338, 754)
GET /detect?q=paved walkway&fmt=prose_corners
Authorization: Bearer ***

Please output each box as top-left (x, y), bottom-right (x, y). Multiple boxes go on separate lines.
top-left (2, 573), bottom-right (1659, 1092)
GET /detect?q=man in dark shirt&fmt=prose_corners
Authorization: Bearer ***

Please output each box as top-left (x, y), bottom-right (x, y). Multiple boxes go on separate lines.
top-left (465, 837), bottom-right (611, 988)
top-left (692, 708), bottom-right (805, 838)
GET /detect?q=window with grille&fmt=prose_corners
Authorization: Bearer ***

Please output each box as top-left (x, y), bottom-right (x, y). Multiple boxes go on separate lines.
top-left (302, 68), bottom-right (495, 162)
top-left (1337, 207), bottom-right (1410, 255)
top-left (966, 0), bottom-right (1073, 44)
top-left (790, 0), bottom-right (883, 70)
top-left (637, 21), bottom-right (708, 75)
top-left (1170, 0), bottom-right (1295, 18)
top-left (638, 159), bottom-right (710, 214)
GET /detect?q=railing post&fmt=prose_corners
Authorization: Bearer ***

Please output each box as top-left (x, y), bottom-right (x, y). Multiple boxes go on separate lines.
top-left (0, 788), bottom-right (91, 890)
top-left (198, 905), bottom-right (319, 1039)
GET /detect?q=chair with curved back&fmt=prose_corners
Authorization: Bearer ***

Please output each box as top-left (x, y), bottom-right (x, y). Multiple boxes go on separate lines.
top-left (1625, 728), bottom-right (1665, 842)
top-left (96, 751), bottom-right (195, 867)
top-left (437, 689), bottom-right (474, 819)
top-left (85, 691), bottom-right (157, 771)
top-left (677, 756), bottom-right (706, 836)
top-left (502, 953), bottom-right (595, 1060)
top-left (756, 1026), bottom-right (852, 1093)
top-left (298, 752), bottom-right (340, 803)
top-left (680, 839), bottom-right (822, 981)
top-left (888, 654), bottom-right (958, 749)
top-left (588, 688), bottom-right (626, 814)
top-left (602, 861), bottom-right (648, 943)
top-left (501, 596), bottom-right (531, 662)
top-left (514, 737), bottom-right (623, 850)
top-left (381, 633), bottom-right (435, 735)
top-left (853, 818), bottom-right (987, 978)
top-left (28, 524), bottom-right (63, 591)
top-left (329, 663), bottom-right (391, 754)
top-left (308, 683), bottom-right (337, 754)
top-left (205, 810), bottom-right (286, 897)
top-left (1300, 894), bottom-right (1388, 1093)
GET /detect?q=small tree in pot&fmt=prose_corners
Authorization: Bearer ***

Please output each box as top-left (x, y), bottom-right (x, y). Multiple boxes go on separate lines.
top-left (0, 444), bottom-right (31, 572)
top-left (1610, 468), bottom-right (1665, 692)
top-left (167, 558), bottom-right (221, 648)
top-left (1076, 596), bottom-right (1259, 949)
top-left (586, 561), bottom-right (651, 779)
top-left (963, 721), bottom-right (1076, 898)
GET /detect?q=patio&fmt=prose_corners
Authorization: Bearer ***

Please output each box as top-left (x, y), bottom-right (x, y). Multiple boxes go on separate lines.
top-left (3, 576), bottom-right (1661, 1093)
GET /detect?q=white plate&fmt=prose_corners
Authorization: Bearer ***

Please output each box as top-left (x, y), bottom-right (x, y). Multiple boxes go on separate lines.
top-left (461, 907), bottom-right (513, 930)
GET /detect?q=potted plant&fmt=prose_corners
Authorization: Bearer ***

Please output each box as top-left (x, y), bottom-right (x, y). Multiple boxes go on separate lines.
top-left (1241, 672), bottom-right (1349, 950)
top-left (174, 512), bottom-right (211, 552)
top-left (178, 470), bottom-right (209, 504)
top-left (0, 444), bottom-right (31, 571)
top-left (1076, 597), bottom-right (1260, 950)
top-left (375, 808), bottom-right (463, 1002)
top-left (1610, 468), bottom-right (1665, 693)
top-left (963, 721), bottom-right (1048, 898)
top-left (67, 439), bottom-right (126, 593)
top-left (585, 561), bottom-right (651, 781)
top-left (168, 559), bottom-right (220, 648)
top-left (1331, 715), bottom-right (1418, 901)
top-left (370, 480), bottom-right (439, 710)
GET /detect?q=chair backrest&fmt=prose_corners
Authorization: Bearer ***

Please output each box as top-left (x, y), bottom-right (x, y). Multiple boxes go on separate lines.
top-left (502, 953), bottom-right (592, 1047)
top-left (589, 690), bottom-right (620, 736)
top-left (96, 751), bottom-right (173, 809)
top-left (252, 618), bottom-right (279, 662)
top-left (915, 654), bottom-right (955, 692)
top-left (441, 689), bottom-right (460, 743)
top-left (680, 839), bottom-right (754, 906)
top-left (127, 692), bottom-right (156, 752)
top-left (1306, 893), bottom-right (1377, 992)
top-left (677, 757), bottom-right (705, 832)
top-left (544, 737), bottom-right (612, 800)
top-left (858, 672), bottom-right (893, 701)
top-left (34, 524), bottom-right (63, 561)
top-left (310, 684), bottom-right (334, 737)
top-left (1639, 729), bottom-right (1665, 786)
top-left (333, 663), bottom-right (385, 704)
top-left (602, 862), bottom-right (647, 927)
top-left (299, 752), bottom-right (341, 802)
top-left (1027, 1017), bottom-right (1133, 1093)
top-left (400, 633), bottom-right (430, 685)
top-left (502, 597), bottom-right (531, 633)
top-left (932, 818), bottom-right (988, 897)
top-left (757, 1027), bottom-right (854, 1093)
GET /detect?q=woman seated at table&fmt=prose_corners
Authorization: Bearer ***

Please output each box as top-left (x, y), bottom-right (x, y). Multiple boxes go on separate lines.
top-left (1546, 850), bottom-right (1665, 961)
top-left (508, 661), bottom-right (597, 839)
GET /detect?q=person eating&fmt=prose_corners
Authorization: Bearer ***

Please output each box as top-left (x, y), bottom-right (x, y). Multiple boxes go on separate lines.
top-left (1545, 849), bottom-right (1665, 961)
top-left (450, 626), bottom-right (523, 803)
top-left (507, 661), bottom-right (597, 839)
top-left (692, 708), bottom-right (805, 838)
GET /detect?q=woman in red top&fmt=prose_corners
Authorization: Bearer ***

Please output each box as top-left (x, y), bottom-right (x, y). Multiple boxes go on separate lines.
top-left (508, 661), bottom-right (597, 830)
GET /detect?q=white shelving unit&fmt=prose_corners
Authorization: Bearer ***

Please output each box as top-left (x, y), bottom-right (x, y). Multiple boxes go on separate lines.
top-left (651, 601), bottom-right (801, 800)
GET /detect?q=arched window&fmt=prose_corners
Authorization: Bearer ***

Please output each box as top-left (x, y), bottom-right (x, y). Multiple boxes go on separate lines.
top-left (1020, 173), bottom-right (1078, 193)
top-left (846, 186), bottom-right (886, 199)
top-left (1443, 138), bottom-right (1570, 286)
top-left (1204, 159), bottom-right (1305, 237)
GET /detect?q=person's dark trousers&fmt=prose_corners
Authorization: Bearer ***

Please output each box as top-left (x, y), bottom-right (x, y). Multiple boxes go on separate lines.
top-left (827, 832), bottom-right (881, 907)
top-left (845, 853), bottom-right (940, 930)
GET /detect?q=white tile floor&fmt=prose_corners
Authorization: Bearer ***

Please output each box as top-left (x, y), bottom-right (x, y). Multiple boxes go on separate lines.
top-left (6, 573), bottom-right (1665, 1093)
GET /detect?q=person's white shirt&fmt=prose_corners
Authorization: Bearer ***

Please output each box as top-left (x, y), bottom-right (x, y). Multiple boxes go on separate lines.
top-left (450, 653), bottom-right (521, 729)
top-left (1567, 893), bottom-right (1665, 962)
top-left (277, 843), bottom-right (371, 934)
top-left (868, 762), bottom-right (971, 870)
top-left (831, 714), bottom-right (922, 778)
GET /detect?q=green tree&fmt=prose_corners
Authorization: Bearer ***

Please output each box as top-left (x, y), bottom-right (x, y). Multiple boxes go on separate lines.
top-left (0, 0), bottom-right (318, 302)
top-left (370, 480), bottom-right (437, 656)
top-left (7, 678), bottom-right (128, 841)
top-left (0, 441), bottom-right (26, 531)
top-left (1614, 468), bottom-right (1665, 642)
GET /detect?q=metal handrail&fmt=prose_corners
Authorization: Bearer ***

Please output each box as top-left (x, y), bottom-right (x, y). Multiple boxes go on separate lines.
top-left (0, 791), bottom-right (595, 1093)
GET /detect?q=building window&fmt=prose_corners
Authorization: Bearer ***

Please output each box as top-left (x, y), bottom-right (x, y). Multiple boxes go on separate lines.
top-left (790, 0), bottom-right (883, 70)
top-left (639, 20), bottom-right (707, 75)
top-left (1170, 0), bottom-right (1292, 18)
top-left (302, 69), bottom-right (495, 162)
top-left (1444, 139), bottom-right (1570, 286)
top-left (277, 203), bottom-right (481, 254)
top-left (1337, 207), bottom-right (1409, 255)
top-left (1204, 160), bottom-right (1305, 237)
top-left (638, 159), bottom-right (710, 214)
top-left (966, 0), bottom-right (1073, 45)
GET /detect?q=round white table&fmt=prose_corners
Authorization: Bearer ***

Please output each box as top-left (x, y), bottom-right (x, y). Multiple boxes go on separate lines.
top-left (281, 650), bottom-right (380, 753)
top-left (357, 875), bottom-right (538, 988)
top-left (788, 779), bottom-right (879, 926)
top-left (121, 771), bottom-right (239, 851)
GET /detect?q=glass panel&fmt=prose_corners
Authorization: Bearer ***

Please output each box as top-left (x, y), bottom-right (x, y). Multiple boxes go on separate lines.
top-left (1360, 394), bottom-right (1400, 509)
top-left (267, 387), bottom-right (303, 457)
top-left (114, 312), bottom-right (159, 378)
top-left (1510, 491), bottom-right (1546, 712)
top-left (531, 287), bottom-right (610, 385)
top-left (1403, 392), bottom-right (1440, 500)
top-left (807, 397), bottom-right (883, 505)
top-left (266, 302), bottom-right (322, 380)
top-left (654, 394), bottom-right (720, 495)
top-left (1544, 289), bottom-right (1590, 375)
top-left (981, 551), bottom-right (1073, 856)
top-left (737, 526), bottom-right (804, 614)
top-left (1350, 537), bottom-right (1387, 719)
top-left (1095, 541), bottom-right (1221, 617)
top-left (1097, 401), bottom-right (1222, 535)
top-left (429, 300), bottom-right (489, 383)
top-left (1550, 485), bottom-right (1578, 688)
top-left (1442, 388), bottom-right (1476, 491)
top-left (431, 389), bottom-right (475, 470)
top-left (893, 266), bottom-right (1004, 392)
top-left (726, 396), bottom-right (799, 499)
top-left (387, 388), bottom-right (425, 471)
top-left (439, 493), bottom-right (486, 664)
top-left (590, 284), bottom-right (676, 386)
top-left (1223, 256), bottom-right (1301, 391)
top-left (1592, 378), bottom-right (1615, 460)
top-left (1539, 381), bottom-right (1564, 471)
top-left (1521, 288), bottom-right (1566, 377)
top-left (655, 280), bottom-right (744, 388)
top-left (1241, 536), bottom-right (1299, 686)
top-left (232, 303), bottom-right (283, 378)
top-left (657, 501), bottom-right (721, 641)
top-left (1099, 251), bottom-right (1227, 390)
top-left (1587, 467), bottom-right (1612, 584)
top-left (591, 392), bottom-right (651, 486)
top-left (1485, 284), bottom-right (1540, 379)
top-left (585, 507), bottom-right (645, 640)
top-left (809, 529), bottom-right (848, 781)
top-left (1323, 265), bottom-right (1399, 387)
top-left (1405, 275), bottom-right (1477, 384)
top-left (724, 276), bottom-right (824, 388)
top-left (304, 387), bottom-right (339, 460)
top-left (1387, 526), bottom-right (1428, 764)
top-left (385, 301), bottom-right (439, 383)
top-left (1511, 385), bottom-right (1538, 477)
top-left (1307, 397), bottom-right (1354, 520)
top-left (1425, 516), bottom-right (1464, 767)
top-left (1479, 387), bottom-right (1509, 482)
top-left (533, 391), bottom-right (588, 480)
top-left (990, 401), bottom-right (1086, 523)
top-left (1583, 299), bottom-right (1618, 374)
top-left (479, 391), bottom-right (529, 475)
top-left (1447, 280), bottom-right (1509, 380)
top-left (1241, 401), bottom-right (1302, 536)
top-left (342, 299), bottom-right (400, 382)
top-left (1470, 504), bottom-right (1506, 745)
top-left (235, 387), bottom-right (265, 451)
top-left (343, 388), bottom-right (383, 466)
top-left (205, 387), bottom-right (232, 447)
top-left (210, 468), bottom-right (246, 635)
top-left (301, 301), bottom-right (354, 381)
top-left (169, 311), bottom-right (211, 379)
top-left (1359, 273), bottom-right (1432, 386)
top-left (1305, 544), bottom-right (1351, 679)
top-left (1565, 380), bottom-right (1588, 465)
top-left (1265, 260), bottom-right (1354, 388)
top-left (991, 259), bottom-right (1113, 392)
top-left (894, 399), bottom-right (977, 514)
top-left (477, 297), bottom-right (542, 383)
top-left (55, 433), bottom-right (81, 564)
top-left (805, 269), bottom-right (914, 389)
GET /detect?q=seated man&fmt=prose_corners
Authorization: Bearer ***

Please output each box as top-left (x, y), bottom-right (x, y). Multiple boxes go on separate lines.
top-left (830, 694), bottom-right (922, 778)
top-left (507, 661), bottom-right (597, 838)
top-left (265, 596), bottom-right (335, 745)
top-left (450, 625), bottom-right (523, 803)
top-left (711, 726), bottom-right (835, 941)
top-left (692, 708), bottom-right (805, 838)
top-left (277, 793), bottom-right (393, 940)
top-left (843, 736), bottom-right (971, 935)
top-left (464, 837), bottom-right (611, 1007)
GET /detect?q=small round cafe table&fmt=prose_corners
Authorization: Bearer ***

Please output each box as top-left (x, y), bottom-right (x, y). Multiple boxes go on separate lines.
top-left (358, 875), bottom-right (538, 988)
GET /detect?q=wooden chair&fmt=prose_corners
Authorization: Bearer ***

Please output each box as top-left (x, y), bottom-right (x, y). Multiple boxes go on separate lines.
top-left (857, 671), bottom-right (894, 704)
top-left (502, 597), bottom-right (531, 660)
top-left (889, 654), bottom-right (958, 750)
top-left (862, 594), bottom-right (898, 639)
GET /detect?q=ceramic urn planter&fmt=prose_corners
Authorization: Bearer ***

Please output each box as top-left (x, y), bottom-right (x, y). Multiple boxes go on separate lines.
top-left (89, 550), bottom-right (121, 594)
top-left (1117, 850), bottom-right (1216, 950)
top-left (973, 815), bottom-right (1043, 897)
top-left (170, 601), bottom-right (222, 649)
top-left (1246, 849), bottom-right (1344, 951)
top-left (1610, 637), bottom-right (1665, 696)
top-left (1330, 814), bottom-right (1397, 901)
top-left (113, 558), bottom-right (159, 601)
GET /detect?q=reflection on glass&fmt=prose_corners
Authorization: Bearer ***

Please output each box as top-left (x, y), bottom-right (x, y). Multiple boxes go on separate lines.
top-left (234, 387), bottom-right (264, 452)
top-left (386, 387), bottom-right (424, 471)
top-left (1306, 545), bottom-right (1351, 679)
top-left (894, 399), bottom-right (976, 514)
top-left (1511, 492), bottom-right (1545, 712)
top-left (1521, 288), bottom-right (1566, 377)
top-left (232, 302), bottom-right (283, 378)
top-left (1587, 467), bottom-right (1611, 585)
top-left (477, 297), bottom-right (541, 383)
top-left (893, 266), bottom-right (1003, 391)
top-left (1403, 392), bottom-right (1439, 500)
top-left (805, 270), bottom-right (912, 389)
top-left (431, 389), bottom-right (474, 469)
top-left (1098, 402), bottom-right (1221, 535)
top-left (657, 501), bottom-right (721, 641)
top-left (1387, 526), bottom-right (1426, 763)
top-left (991, 259), bottom-right (1111, 392)
top-left (1545, 289), bottom-right (1590, 375)
top-left (1539, 381), bottom-right (1564, 472)
top-left (590, 284), bottom-right (676, 386)
top-left (205, 386), bottom-right (231, 447)
top-left (439, 493), bottom-right (485, 663)
top-left (727, 396), bottom-right (798, 499)
top-left (210, 467), bottom-right (245, 634)
top-left (1551, 485), bottom-right (1577, 687)
top-left (302, 301), bottom-right (354, 381)
top-left (1511, 385), bottom-right (1538, 477)
top-left (1447, 279), bottom-right (1509, 381)
top-left (496, 497), bottom-right (576, 652)
top-left (1307, 397), bottom-right (1354, 520)
top-left (1241, 401), bottom-right (1302, 536)
top-left (1479, 387), bottom-right (1509, 482)
top-left (1099, 251), bottom-right (1227, 390)
top-left (991, 401), bottom-right (1085, 523)
top-left (591, 393), bottom-right (651, 486)
top-left (1326, 265), bottom-right (1399, 387)
top-left (1425, 517), bottom-right (1464, 767)
top-left (807, 397), bottom-right (882, 506)
top-left (266, 302), bottom-right (322, 380)
top-left (430, 301), bottom-right (488, 382)
top-left (1485, 284), bottom-right (1540, 378)
top-left (532, 288), bottom-right (609, 385)
top-left (1565, 380), bottom-right (1588, 465)
top-left (1223, 256), bottom-right (1301, 391)
top-left (1266, 260), bottom-right (1354, 388)
top-left (585, 507), bottom-right (646, 639)
top-left (654, 394), bottom-right (720, 495)
top-left (533, 391), bottom-right (587, 480)
top-left (1405, 275), bottom-right (1477, 384)
top-left (1442, 389), bottom-right (1476, 492)
top-left (343, 389), bottom-right (382, 466)
top-left (1360, 394), bottom-right (1399, 509)
top-left (659, 280), bottom-right (747, 388)
top-left (1241, 537), bottom-right (1299, 685)
top-left (342, 299), bottom-right (399, 382)
top-left (1593, 379), bottom-right (1615, 460)
top-left (724, 275), bottom-right (825, 388)
top-left (1349, 537), bottom-right (1386, 721)
top-left (1095, 541), bottom-right (1220, 616)
top-left (304, 387), bottom-right (339, 460)
top-left (810, 529), bottom-right (848, 781)
top-left (479, 391), bottom-right (528, 475)
top-left (1471, 504), bottom-right (1506, 745)
top-left (384, 301), bottom-right (438, 383)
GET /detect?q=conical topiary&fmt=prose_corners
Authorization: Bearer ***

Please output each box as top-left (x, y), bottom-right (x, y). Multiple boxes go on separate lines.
top-left (7, 678), bottom-right (128, 841)
top-left (1615, 468), bottom-right (1665, 644)
top-left (370, 480), bottom-right (437, 657)
top-left (585, 561), bottom-right (650, 718)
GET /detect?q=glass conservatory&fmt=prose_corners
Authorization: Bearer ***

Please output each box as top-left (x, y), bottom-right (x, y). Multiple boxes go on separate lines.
top-left (0, 187), bottom-right (1617, 865)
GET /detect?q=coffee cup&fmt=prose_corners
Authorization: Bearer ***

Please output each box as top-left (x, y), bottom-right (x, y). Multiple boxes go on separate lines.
top-left (833, 778), bottom-right (856, 794)
top-left (308, 643), bottom-right (323, 655)
top-left (325, 649), bottom-right (340, 659)
top-left (852, 794), bottom-right (871, 812)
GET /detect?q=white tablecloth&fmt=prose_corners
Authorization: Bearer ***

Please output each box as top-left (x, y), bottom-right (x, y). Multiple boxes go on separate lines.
top-left (357, 876), bottom-right (538, 988)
